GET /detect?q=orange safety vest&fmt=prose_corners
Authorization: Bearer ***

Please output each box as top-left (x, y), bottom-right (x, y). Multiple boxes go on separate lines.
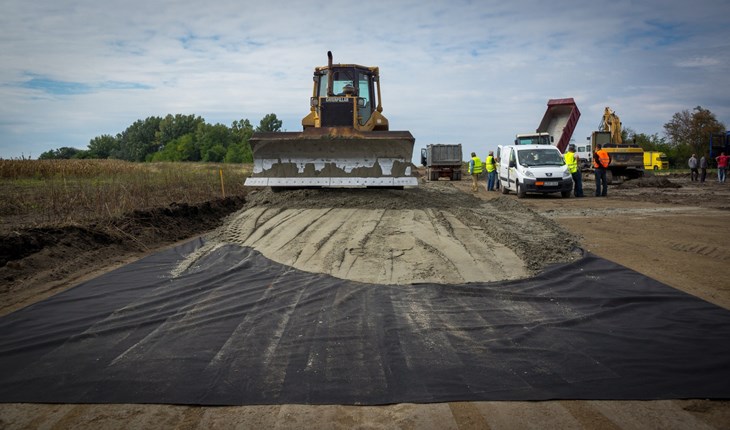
top-left (593, 149), bottom-right (610, 168)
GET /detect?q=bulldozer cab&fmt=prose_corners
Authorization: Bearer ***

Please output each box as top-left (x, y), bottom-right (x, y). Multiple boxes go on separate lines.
top-left (312, 66), bottom-right (376, 128)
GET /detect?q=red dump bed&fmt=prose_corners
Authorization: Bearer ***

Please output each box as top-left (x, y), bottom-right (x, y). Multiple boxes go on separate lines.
top-left (537, 98), bottom-right (581, 153)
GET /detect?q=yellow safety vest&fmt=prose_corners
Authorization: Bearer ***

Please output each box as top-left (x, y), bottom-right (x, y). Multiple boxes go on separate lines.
top-left (471, 156), bottom-right (483, 174)
top-left (564, 151), bottom-right (578, 174)
top-left (485, 155), bottom-right (496, 172)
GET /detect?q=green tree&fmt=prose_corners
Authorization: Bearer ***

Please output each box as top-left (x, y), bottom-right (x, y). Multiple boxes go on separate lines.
top-left (229, 118), bottom-right (255, 163)
top-left (256, 113), bottom-right (283, 132)
top-left (87, 134), bottom-right (120, 159)
top-left (663, 106), bottom-right (725, 155)
top-left (195, 123), bottom-right (233, 162)
top-left (224, 142), bottom-right (248, 163)
top-left (38, 147), bottom-right (88, 159)
top-left (232, 118), bottom-right (255, 142)
top-left (203, 144), bottom-right (227, 162)
top-left (117, 116), bottom-right (162, 161)
top-left (156, 114), bottom-right (204, 149)
top-left (151, 134), bottom-right (197, 162)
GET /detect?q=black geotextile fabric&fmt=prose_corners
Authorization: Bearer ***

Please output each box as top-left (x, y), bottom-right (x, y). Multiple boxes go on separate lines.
top-left (1, 238), bottom-right (729, 406)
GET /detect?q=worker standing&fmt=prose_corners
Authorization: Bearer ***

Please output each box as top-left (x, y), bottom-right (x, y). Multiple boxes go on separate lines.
top-left (700, 154), bottom-right (708, 183)
top-left (468, 152), bottom-right (483, 192)
top-left (485, 151), bottom-right (497, 191)
top-left (593, 144), bottom-right (610, 197)
top-left (716, 152), bottom-right (729, 183)
top-left (688, 154), bottom-right (699, 181)
top-left (565, 144), bottom-right (584, 197)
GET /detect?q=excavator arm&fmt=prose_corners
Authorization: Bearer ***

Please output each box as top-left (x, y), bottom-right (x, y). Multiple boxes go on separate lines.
top-left (600, 107), bottom-right (623, 144)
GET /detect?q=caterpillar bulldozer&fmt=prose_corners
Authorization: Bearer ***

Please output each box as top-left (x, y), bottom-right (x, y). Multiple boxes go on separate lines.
top-left (590, 107), bottom-right (644, 183)
top-left (244, 51), bottom-right (417, 189)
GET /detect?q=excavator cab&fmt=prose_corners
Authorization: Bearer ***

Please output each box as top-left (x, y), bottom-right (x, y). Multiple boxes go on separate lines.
top-left (245, 52), bottom-right (417, 189)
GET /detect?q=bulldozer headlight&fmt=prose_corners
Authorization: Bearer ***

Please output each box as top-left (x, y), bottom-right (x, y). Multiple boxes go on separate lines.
top-left (357, 98), bottom-right (366, 107)
top-left (310, 97), bottom-right (318, 107)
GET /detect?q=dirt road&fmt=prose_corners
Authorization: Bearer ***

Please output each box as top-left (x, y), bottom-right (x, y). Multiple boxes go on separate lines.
top-left (2, 173), bottom-right (729, 429)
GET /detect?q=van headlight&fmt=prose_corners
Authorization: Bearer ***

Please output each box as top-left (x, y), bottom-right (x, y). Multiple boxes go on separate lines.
top-left (562, 169), bottom-right (571, 178)
top-left (524, 170), bottom-right (534, 178)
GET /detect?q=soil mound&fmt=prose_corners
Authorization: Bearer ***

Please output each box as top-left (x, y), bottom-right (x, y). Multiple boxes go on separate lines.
top-left (190, 184), bottom-right (580, 285)
top-left (617, 176), bottom-right (681, 189)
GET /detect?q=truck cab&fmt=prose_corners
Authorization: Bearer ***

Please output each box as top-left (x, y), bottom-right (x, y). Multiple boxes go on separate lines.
top-left (498, 144), bottom-right (573, 198)
top-left (644, 151), bottom-right (669, 170)
top-left (515, 133), bottom-right (552, 145)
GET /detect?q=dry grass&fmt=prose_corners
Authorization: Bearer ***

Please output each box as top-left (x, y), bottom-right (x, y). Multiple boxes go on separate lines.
top-left (0, 160), bottom-right (251, 231)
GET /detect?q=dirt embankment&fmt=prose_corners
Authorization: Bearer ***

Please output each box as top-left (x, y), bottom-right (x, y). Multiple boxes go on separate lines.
top-left (190, 184), bottom-right (580, 285)
top-left (0, 196), bottom-right (247, 316)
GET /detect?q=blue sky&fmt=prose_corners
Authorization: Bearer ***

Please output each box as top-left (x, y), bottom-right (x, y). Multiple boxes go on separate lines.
top-left (1, 0), bottom-right (729, 160)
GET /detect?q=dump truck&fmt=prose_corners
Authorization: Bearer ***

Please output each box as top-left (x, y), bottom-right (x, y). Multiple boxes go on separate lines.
top-left (590, 107), bottom-right (644, 183)
top-left (420, 144), bottom-right (463, 181)
top-left (244, 52), bottom-right (417, 189)
top-left (514, 98), bottom-right (581, 152)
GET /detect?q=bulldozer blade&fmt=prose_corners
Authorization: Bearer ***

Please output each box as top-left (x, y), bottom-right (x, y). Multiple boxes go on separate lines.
top-left (245, 129), bottom-right (418, 188)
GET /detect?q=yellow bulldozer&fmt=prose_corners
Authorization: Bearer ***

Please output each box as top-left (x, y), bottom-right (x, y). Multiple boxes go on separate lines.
top-left (244, 52), bottom-right (417, 189)
top-left (590, 107), bottom-right (644, 183)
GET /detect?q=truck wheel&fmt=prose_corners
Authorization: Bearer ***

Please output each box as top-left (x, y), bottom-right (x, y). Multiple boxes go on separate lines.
top-left (606, 170), bottom-right (614, 185)
top-left (517, 182), bottom-right (526, 198)
top-left (501, 184), bottom-right (509, 194)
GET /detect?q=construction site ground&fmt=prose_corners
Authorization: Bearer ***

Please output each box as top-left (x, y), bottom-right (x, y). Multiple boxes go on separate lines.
top-left (1, 171), bottom-right (729, 429)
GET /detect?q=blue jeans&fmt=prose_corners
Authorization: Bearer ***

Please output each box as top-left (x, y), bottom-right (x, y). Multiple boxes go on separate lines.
top-left (572, 171), bottom-right (584, 197)
top-left (487, 171), bottom-right (496, 190)
top-left (719, 167), bottom-right (727, 183)
top-left (594, 168), bottom-right (607, 196)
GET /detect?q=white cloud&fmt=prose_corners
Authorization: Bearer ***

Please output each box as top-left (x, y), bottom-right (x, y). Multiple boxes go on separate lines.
top-left (675, 57), bottom-right (723, 68)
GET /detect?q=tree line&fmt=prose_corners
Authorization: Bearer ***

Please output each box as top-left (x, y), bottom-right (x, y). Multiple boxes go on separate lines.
top-left (38, 106), bottom-right (726, 168)
top-left (38, 113), bottom-right (283, 163)
top-left (623, 106), bottom-right (725, 167)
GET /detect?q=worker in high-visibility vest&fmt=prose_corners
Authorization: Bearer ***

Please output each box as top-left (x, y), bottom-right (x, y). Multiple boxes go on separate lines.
top-left (593, 144), bottom-right (610, 197)
top-left (468, 152), bottom-right (483, 192)
top-left (485, 151), bottom-right (497, 191)
top-left (564, 144), bottom-right (584, 197)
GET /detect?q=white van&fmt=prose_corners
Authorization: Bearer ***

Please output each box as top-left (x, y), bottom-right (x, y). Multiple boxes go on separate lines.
top-left (497, 144), bottom-right (573, 198)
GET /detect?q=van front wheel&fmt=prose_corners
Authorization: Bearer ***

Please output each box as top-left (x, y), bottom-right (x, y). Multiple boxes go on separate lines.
top-left (517, 182), bottom-right (526, 198)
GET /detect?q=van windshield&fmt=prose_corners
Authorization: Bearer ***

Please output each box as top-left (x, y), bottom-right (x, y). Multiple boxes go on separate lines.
top-left (517, 149), bottom-right (565, 167)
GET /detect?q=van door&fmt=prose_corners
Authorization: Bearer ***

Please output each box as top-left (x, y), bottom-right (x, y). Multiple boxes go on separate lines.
top-left (500, 147), bottom-right (513, 191)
